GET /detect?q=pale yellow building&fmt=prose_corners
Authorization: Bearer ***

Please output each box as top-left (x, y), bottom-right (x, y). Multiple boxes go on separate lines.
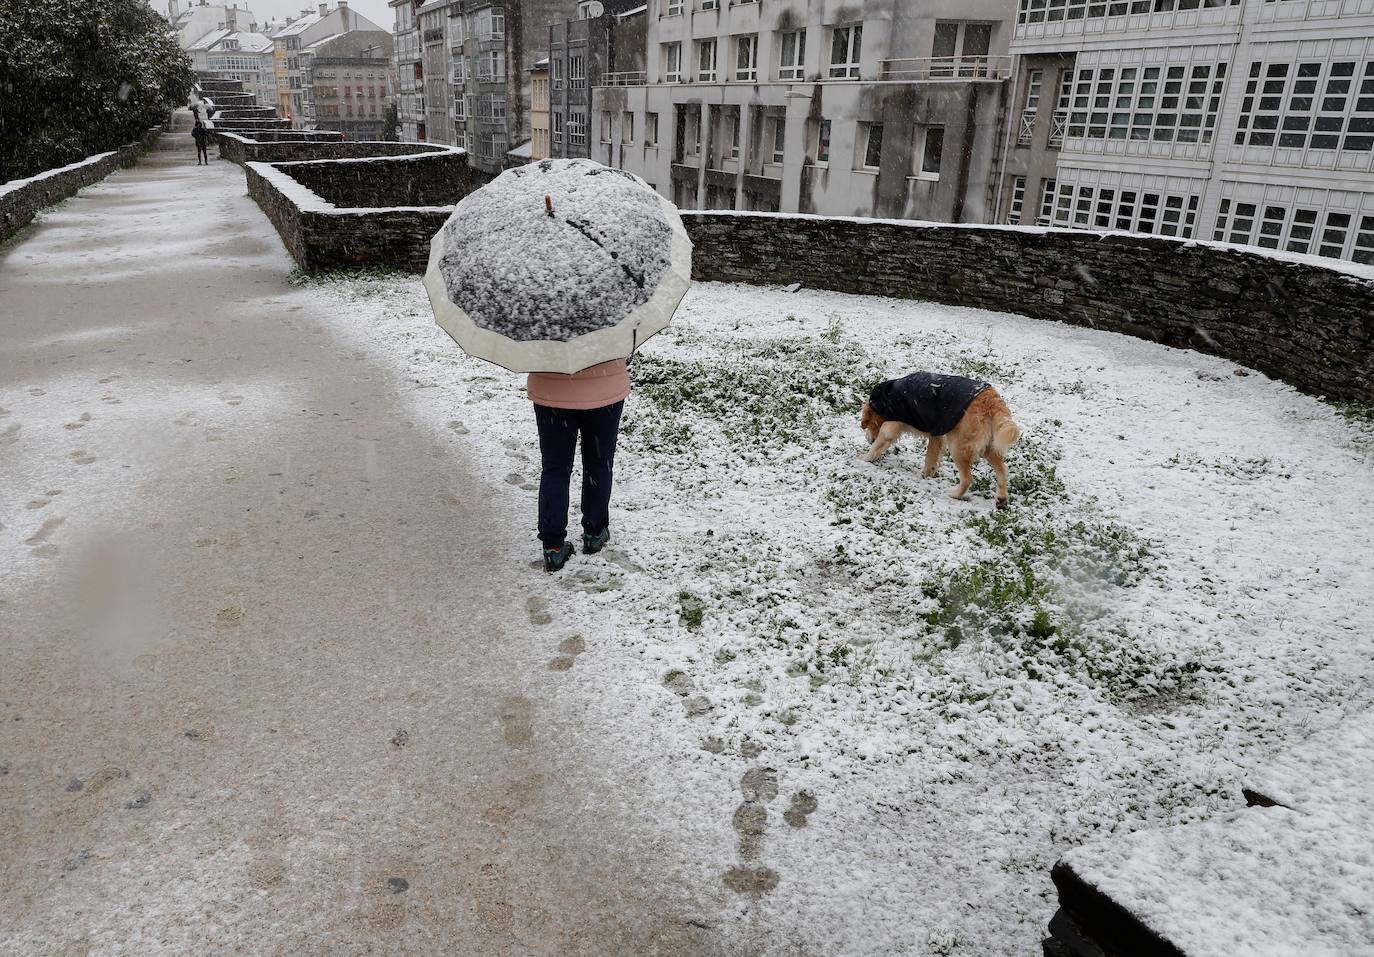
top-left (531, 58), bottom-right (550, 161)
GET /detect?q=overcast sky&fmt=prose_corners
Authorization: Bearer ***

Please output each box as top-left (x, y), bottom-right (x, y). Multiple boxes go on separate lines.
top-left (149, 0), bottom-right (396, 33)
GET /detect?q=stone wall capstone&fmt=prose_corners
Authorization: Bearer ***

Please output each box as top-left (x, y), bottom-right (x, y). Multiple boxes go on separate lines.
top-left (681, 213), bottom-right (1374, 402)
top-left (218, 134), bottom-right (446, 166)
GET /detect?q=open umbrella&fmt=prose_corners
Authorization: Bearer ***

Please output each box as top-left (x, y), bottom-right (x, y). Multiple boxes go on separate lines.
top-left (423, 158), bottom-right (692, 374)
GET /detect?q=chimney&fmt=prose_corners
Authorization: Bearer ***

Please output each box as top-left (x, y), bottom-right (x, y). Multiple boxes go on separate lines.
top-left (319, 3), bottom-right (328, 16)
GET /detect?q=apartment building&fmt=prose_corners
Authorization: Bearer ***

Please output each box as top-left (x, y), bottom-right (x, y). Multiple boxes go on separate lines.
top-left (391, 0), bottom-right (425, 141)
top-left (593, 0), bottom-right (1015, 219)
top-left (1002, 0), bottom-right (1374, 264)
top-left (386, 1), bottom-right (587, 169)
top-left (304, 31), bottom-right (397, 139)
top-left (546, 0), bottom-right (648, 160)
top-left (272, 2), bottom-right (388, 126)
top-left (167, 1), bottom-right (259, 48)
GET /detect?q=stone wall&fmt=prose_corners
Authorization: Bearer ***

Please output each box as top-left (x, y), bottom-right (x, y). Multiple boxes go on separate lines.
top-left (215, 118), bottom-right (291, 132)
top-left (1, 128), bottom-right (163, 245)
top-left (218, 133), bottom-right (444, 166)
top-left (245, 153), bottom-right (482, 272)
top-left (682, 213), bottom-right (1374, 402)
top-left (278, 151), bottom-right (479, 209)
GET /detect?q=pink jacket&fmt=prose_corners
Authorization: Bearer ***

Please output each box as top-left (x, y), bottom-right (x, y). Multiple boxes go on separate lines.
top-left (527, 359), bottom-right (631, 410)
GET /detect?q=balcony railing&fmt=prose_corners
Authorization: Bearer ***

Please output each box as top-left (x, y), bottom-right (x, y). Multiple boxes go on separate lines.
top-left (879, 55), bottom-right (1011, 82)
top-left (1048, 109), bottom-right (1067, 149)
top-left (602, 71), bottom-right (647, 87)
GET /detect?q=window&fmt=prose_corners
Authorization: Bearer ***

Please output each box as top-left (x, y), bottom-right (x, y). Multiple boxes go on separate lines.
top-left (569, 111), bottom-right (587, 146)
top-left (623, 112), bottom-right (635, 143)
top-left (829, 25), bottom-right (862, 79)
top-left (551, 58), bottom-right (563, 90)
top-left (1017, 0), bottom-right (1240, 24)
top-left (1235, 59), bottom-right (1374, 153)
top-left (1020, 69), bottom-right (1043, 145)
top-left (663, 43), bottom-right (682, 82)
top-left (1037, 178), bottom-right (1056, 225)
top-left (701, 0), bottom-right (717, 8)
top-left (771, 117), bottom-right (785, 164)
top-left (476, 50), bottom-right (504, 80)
top-left (1056, 183), bottom-right (1200, 238)
top-left (1066, 61), bottom-right (1228, 145)
top-left (735, 35), bottom-right (758, 82)
top-left (778, 29), bottom-right (805, 81)
top-left (917, 124), bottom-right (944, 177)
top-left (664, 0), bottom-right (682, 13)
top-left (697, 39), bottom-right (717, 82)
top-left (816, 118), bottom-right (831, 163)
top-left (1318, 211), bottom-right (1352, 259)
top-left (1009, 176), bottom-right (1026, 224)
top-left (478, 8), bottom-right (504, 39)
top-left (646, 112), bottom-right (659, 146)
top-left (553, 112), bottom-right (564, 143)
top-left (858, 122), bottom-right (882, 170)
top-left (570, 55), bottom-right (586, 88)
top-left (729, 108), bottom-right (740, 159)
top-left (601, 110), bottom-right (613, 142)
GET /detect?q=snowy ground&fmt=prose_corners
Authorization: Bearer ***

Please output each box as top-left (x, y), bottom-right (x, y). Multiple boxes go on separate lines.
top-left (312, 274), bottom-right (1374, 955)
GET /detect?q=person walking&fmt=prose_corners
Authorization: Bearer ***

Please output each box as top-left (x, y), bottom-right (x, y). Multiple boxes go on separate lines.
top-left (528, 359), bottom-right (630, 572)
top-left (192, 121), bottom-right (210, 166)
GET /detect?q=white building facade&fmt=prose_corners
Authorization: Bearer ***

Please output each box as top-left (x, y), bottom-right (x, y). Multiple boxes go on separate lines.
top-left (594, 0), bottom-right (1017, 220)
top-left (1005, 0), bottom-right (1374, 263)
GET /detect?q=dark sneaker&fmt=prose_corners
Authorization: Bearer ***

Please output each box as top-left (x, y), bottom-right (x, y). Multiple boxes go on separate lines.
top-left (582, 526), bottom-right (610, 555)
top-left (542, 541), bottom-right (574, 572)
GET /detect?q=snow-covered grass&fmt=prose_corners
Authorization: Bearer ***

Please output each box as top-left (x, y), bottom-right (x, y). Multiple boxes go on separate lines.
top-left (310, 274), bottom-right (1374, 955)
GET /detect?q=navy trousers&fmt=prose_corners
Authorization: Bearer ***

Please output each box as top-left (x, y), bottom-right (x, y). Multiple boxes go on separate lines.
top-left (533, 401), bottom-right (624, 548)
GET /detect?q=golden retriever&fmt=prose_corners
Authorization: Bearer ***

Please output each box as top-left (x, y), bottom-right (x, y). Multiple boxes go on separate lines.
top-left (860, 379), bottom-right (1021, 509)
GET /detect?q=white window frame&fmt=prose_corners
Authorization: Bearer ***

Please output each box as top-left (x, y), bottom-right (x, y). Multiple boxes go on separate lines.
top-left (663, 42), bottom-right (682, 83)
top-left (734, 35), bottom-right (758, 82)
top-left (622, 111), bottom-right (635, 144)
top-left (645, 111), bottom-right (659, 147)
top-left (913, 124), bottom-right (944, 181)
top-left (1009, 175), bottom-right (1026, 224)
top-left (829, 24), bottom-right (862, 80)
top-left (697, 38), bottom-right (717, 82)
top-left (815, 117), bottom-right (831, 165)
top-left (778, 29), bottom-right (805, 81)
top-left (857, 121), bottom-right (883, 171)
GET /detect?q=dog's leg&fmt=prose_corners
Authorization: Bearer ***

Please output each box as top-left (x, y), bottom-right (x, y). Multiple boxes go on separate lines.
top-left (862, 422), bottom-right (902, 463)
top-left (986, 449), bottom-right (1010, 509)
top-left (949, 448), bottom-right (975, 500)
top-left (862, 435), bottom-right (895, 463)
top-left (922, 436), bottom-right (944, 478)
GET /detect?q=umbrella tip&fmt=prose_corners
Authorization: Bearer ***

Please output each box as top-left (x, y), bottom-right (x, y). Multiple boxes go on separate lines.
top-left (545, 194), bottom-right (554, 217)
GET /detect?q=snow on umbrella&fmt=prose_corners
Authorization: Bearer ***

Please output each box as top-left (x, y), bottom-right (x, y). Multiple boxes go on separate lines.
top-left (423, 158), bottom-right (692, 374)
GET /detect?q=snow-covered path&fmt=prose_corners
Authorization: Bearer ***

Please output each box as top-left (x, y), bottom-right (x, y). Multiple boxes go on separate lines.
top-left (0, 134), bottom-right (728, 955)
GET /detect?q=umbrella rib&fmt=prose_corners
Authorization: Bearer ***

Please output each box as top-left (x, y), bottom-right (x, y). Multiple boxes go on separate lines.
top-left (559, 216), bottom-right (646, 290)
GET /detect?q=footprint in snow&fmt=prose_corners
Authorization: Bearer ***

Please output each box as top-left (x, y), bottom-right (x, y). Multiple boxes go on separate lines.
top-left (547, 635), bottom-right (586, 671)
top-left (526, 596), bottom-right (553, 626)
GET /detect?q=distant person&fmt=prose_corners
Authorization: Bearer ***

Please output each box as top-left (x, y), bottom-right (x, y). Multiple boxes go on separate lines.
top-left (528, 360), bottom-right (629, 572)
top-left (192, 121), bottom-right (210, 166)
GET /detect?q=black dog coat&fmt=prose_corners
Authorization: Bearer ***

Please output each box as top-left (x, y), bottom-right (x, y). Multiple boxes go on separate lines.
top-left (867, 373), bottom-right (988, 437)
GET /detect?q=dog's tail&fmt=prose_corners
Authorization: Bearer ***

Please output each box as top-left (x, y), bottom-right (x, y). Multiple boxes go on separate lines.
top-left (992, 416), bottom-right (1021, 454)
